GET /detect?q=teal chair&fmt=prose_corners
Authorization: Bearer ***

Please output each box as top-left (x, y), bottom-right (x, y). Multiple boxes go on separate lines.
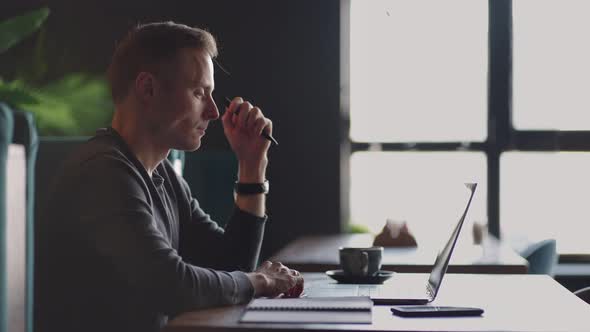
top-left (167, 149), bottom-right (185, 176)
top-left (34, 137), bottom-right (86, 228)
top-left (183, 151), bottom-right (238, 226)
top-left (0, 103), bottom-right (14, 332)
top-left (574, 286), bottom-right (590, 305)
top-left (519, 239), bottom-right (557, 275)
top-left (11, 110), bottom-right (38, 332)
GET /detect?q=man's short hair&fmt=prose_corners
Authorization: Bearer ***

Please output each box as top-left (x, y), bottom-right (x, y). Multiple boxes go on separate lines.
top-left (107, 22), bottom-right (218, 103)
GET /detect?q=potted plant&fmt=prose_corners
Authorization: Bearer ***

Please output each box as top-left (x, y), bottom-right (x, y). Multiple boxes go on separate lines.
top-left (0, 7), bottom-right (114, 229)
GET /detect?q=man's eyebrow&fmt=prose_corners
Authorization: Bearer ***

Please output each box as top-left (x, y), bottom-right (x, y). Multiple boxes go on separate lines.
top-left (190, 80), bottom-right (214, 90)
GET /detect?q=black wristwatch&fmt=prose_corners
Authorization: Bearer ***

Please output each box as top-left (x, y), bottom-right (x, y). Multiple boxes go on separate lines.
top-left (234, 180), bottom-right (270, 195)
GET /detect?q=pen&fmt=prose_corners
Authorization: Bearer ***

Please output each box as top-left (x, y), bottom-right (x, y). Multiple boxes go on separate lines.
top-left (223, 97), bottom-right (279, 145)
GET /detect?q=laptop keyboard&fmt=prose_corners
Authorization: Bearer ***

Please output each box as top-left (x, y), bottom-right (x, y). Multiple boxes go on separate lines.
top-left (303, 278), bottom-right (428, 298)
top-left (357, 285), bottom-right (380, 297)
top-left (302, 286), bottom-right (379, 298)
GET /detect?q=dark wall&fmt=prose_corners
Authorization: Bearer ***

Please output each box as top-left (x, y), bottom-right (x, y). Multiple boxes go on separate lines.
top-left (2, 0), bottom-right (343, 258)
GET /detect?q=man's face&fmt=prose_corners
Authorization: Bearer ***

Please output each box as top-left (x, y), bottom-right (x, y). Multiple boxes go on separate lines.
top-left (150, 48), bottom-right (219, 151)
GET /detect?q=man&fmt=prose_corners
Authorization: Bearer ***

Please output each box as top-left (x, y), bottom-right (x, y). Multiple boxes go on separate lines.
top-left (35, 22), bottom-right (303, 332)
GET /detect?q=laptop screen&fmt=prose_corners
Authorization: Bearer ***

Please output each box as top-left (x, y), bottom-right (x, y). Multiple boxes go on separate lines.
top-left (426, 183), bottom-right (477, 300)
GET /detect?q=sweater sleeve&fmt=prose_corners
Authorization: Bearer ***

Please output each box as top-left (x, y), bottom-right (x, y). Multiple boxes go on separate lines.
top-left (177, 176), bottom-right (267, 272)
top-left (73, 156), bottom-right (254, 315)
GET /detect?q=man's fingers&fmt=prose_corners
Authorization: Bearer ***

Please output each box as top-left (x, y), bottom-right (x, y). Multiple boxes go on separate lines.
top-left (263, 119), bottom-right (273, 136)
top-left (283, 277), bottom-right (304, 298)
top-left (254, 262), bottom-right (304, 298)
top-left (291, 271), bottom-right (304, 297)
top-left (230, 98), bottom-right (245, 127)
top-left (252, 117), bottom-right (265, 136)
top-left (274, 262), bottom-right (288, 273)
top-left (286, 283), bottom-right (303, 298)
top-left (223, 97), bottom-right (243, 130)
top-left (224, 98), bottom-right (273, 142)
top-left (284, 287), bottom-right (296, 298)
top-left (295, 283), bottom-right (304, 297)
top-left (237, 101), bottom-right (252, 128)
top-left (258, 260), bottom-right (272, 271)
top-left (293, 274), bottom-right (304, 288)
top-left (228, 97), bottom-right (243, 115)
top-left (221, 103), bottom-right (234, 130)
top-left (253, 117), bottom-right (271, 137)
top-left (246, 107), bottom-right (262, 133)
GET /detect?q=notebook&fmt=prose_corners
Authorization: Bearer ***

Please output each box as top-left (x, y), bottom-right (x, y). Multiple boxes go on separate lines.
top-left (304, 183), bottom-right (478, 305)
top-left (240, 297), bottom-right (372, 324)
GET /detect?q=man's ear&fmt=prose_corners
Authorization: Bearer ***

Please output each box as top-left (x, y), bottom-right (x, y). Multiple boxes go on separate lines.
top-left (135, 72), bottom-right (155, 101)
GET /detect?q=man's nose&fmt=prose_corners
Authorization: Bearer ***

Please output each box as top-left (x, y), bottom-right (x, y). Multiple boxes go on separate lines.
top-left (206, 96), bottom-right (220, 120)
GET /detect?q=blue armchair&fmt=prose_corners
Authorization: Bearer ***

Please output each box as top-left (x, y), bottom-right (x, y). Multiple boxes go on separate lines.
top-left (11, 109), bottom-right (38, 332)
top-left (574, 286), bottom-right (590, 305)
top-left (519, 239), bottom-right (557, 275)
top-left (0, 103), bottom-right (14, 332)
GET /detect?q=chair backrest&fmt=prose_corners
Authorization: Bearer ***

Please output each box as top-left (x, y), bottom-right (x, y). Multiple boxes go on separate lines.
top-left (183, 151), bottom-right (237, 226)
top-left (34, 137), bottom-right (86, 226)
top-left (168, 149), bottom-right (185, 176)
top-left (6, 143), bottom-right (26, 332)
top-left (519, 239), bottom-right (557, 275)
top-left (10, 110), bottom-right (38, 332)
top-left (0, 103), bottom-right (14, 332)
top-left (574, 286), bottom-right (590, 305)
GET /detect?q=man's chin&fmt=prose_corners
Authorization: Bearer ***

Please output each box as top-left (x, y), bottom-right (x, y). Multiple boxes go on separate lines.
top-left (185, 141), bottom-right (202, 152)
top-left (173, 138), bottom-right (202, 152)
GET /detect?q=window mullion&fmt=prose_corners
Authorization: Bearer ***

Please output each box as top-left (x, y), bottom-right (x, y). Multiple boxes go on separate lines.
top-left (487, 0), bottom-right (512, 238)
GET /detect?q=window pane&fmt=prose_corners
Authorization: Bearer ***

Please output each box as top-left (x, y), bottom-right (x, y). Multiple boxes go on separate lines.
top-left (513, 0), bottom-right (590, 130)
top-left (501, 152), bottom-right (590, 254)
top-left (350, 152), bottom-right (487, 249)
top-left (349, 0), bottom-right (488, 142)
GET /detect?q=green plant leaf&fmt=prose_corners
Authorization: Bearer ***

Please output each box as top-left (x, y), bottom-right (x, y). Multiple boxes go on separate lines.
top-left (347, 223), bottom-right (371, 234)
top-left (3, 74), bottom-right (113, 136)
top-left (16, 25), bottom-right (49, 83)
top-left (0, 79), bottom-right (77, 135)
top-left (38, 73), bottom-right (114, 135)
top-left (0, 7), bottom-right (50, 54)
top-left (0, 81), bottom-right (40, 105)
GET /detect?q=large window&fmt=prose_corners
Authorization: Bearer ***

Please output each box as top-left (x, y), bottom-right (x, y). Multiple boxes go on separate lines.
top-left (350, 0), bottom-right (488, 142)
top-left (347, 0), bottom-right (489, 246)
top-left (513, 0), bottom-right (590, 130)
top-left (350, 152), bottom-right (487, 247)
top-left (501, 152), bottom-right (590, 254)
top-left (346, 0), bottom-right (590, 257)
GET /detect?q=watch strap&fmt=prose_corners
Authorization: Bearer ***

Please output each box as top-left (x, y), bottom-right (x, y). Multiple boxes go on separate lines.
top-left (234, 180), bottom-right (269, 195)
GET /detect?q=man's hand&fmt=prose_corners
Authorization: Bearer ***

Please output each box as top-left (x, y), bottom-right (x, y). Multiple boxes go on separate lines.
top-left (247, 261), bottom-right (304, 298)
top-left (222, 97), bottom-right (273, 182)
top-left (222, 97), bottom-right (272, 217)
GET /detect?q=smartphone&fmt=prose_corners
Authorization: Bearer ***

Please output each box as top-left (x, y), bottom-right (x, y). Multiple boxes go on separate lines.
top-left (390, 305), bottom-right (484, 317)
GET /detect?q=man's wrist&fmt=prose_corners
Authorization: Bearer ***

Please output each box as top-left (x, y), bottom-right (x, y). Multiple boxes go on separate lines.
top-left (246, 272), bottom-right (269, 297)
top-left (238, 159), bottom-right (267, 183)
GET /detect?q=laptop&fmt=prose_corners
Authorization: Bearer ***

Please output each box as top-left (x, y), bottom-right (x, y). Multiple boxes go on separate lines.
top-left (304, 183), bottom-right (477, 305)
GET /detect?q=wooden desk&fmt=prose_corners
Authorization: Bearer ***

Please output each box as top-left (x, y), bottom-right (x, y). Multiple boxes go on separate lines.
top-left (166, 273), bottom-right (590, 332)
top-left (270, 234), bottom-right (528, 274)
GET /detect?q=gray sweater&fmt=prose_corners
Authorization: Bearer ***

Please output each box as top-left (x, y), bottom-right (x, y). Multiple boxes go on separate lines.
top-left (35, 127), bottom-right (266, 332)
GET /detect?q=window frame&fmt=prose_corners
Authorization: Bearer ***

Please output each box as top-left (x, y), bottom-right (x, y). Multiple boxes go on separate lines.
top-left (341, 0), bottom-right (590, 262)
